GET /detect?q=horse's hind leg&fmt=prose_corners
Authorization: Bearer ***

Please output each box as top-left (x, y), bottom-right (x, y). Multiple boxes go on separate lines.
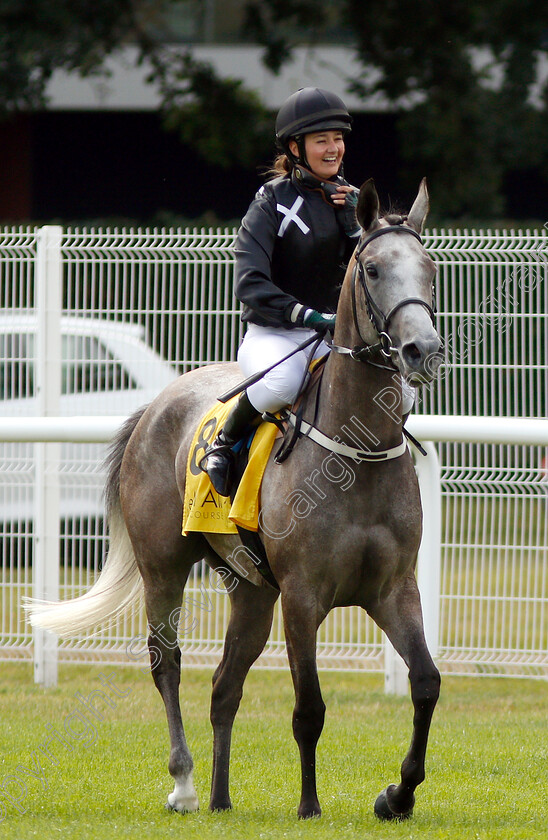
top-left (208, 563), bottom-right (279, 812)
top-left (138, 536), bottom-right (205, 814)
top-left (369, 574), bottom-right (441, 820)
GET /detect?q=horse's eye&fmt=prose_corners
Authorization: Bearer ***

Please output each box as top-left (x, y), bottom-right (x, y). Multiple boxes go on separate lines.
top-left (366, 264), bottom-right (378, 278)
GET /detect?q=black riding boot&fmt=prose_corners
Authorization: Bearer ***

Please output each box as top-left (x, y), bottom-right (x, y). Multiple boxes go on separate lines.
top-left (200, 391), bottom-right (260, 496)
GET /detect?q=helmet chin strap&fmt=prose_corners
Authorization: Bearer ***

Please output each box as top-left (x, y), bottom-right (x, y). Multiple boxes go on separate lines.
top-left (296, 135), bottom-right (309, 169)
top-left (284, 135), bottom-right (309, 169)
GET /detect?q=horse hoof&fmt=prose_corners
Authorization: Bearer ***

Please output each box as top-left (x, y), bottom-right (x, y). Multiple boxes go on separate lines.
top-left (298, 803), bottom-right (322, 819)
top-left (165, 801), bottom-right (199, 815)
top-left (166, 773), bottom-right (200, 814)
top-left (374, 785), bottom-right (414, 821)
top-left (209, 799), bottom-right (232, 812)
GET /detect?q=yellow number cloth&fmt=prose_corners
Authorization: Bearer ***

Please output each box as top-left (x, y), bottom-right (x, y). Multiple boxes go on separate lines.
top-left (182, 396), bottom-right (279, 535)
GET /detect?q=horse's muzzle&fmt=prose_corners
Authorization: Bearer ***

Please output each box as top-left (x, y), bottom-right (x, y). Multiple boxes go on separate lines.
top-left (399, 335), bottom-right (444, 385)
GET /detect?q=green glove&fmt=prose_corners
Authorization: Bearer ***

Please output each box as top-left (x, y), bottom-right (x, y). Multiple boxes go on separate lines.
top-left (320, 181), bottom-right (360, 236)
top-left (303, 310), bottom-right (337, 332)
top-left (336, 188), bottom-right (361, 237)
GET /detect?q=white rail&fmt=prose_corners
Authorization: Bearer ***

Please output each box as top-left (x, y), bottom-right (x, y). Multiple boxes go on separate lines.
top-left (1, 414), bottom-right (547, 445)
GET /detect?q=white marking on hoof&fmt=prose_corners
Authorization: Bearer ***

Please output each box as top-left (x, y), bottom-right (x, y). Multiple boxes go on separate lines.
top-left (166, 772), bottom-right (199, 813)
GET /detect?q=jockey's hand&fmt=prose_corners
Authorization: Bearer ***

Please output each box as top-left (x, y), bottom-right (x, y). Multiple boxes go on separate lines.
top-left (328, 183), bottom-right (357, 206)
top-left (316, 180), bottom-right (360, 237)
top-left (333, 186), bottom-right (360, 237)
top-left (321, 183), bottom-right (360, 237)
top-left (303, 310), bottom-right (337, 333)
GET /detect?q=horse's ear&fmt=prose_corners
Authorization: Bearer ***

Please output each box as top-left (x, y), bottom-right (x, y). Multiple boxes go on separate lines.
top-left (357, 178), bottom-right (380, 231)
top-left (407, 178), bottom-right (429, 233)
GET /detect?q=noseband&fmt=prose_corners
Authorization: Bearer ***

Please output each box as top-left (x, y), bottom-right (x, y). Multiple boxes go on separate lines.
top-left (337, 224), bottom-right (437, 364)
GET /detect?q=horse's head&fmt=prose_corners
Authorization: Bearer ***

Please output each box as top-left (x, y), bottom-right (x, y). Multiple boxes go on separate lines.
top-left (345, 178), bottom-right (443, 386)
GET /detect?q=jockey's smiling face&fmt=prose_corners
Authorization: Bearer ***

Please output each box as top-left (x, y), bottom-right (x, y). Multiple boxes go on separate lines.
top-left (289, 130), bottom-right (345, 180)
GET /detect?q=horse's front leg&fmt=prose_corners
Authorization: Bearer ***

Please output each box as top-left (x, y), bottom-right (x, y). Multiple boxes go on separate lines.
top-left (282, 589), bottom-right (327, 819)
top-left (369, 574), bottom-right (440, 820)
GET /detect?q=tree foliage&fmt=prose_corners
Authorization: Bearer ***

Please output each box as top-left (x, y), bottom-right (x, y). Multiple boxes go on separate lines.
top-left (346, 0), bottom-right (548, 215)
top-left (245, 0), bottom-right (548, 217)
top-left (1, 0), bottom-right (548, 215)
top-left (0, 0), bottom-right (272, 169)
top-left (0, 0), bottom-right (161, 109)
top-left (148, 51), bottom-right (272, 168)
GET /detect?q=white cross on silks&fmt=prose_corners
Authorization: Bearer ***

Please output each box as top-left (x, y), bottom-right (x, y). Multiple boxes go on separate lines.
top-left (276, 197), bottom-right (310, 237)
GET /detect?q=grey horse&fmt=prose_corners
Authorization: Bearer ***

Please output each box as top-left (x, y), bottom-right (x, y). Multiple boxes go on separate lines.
top-left (27, 178), bottom-right (444, 821)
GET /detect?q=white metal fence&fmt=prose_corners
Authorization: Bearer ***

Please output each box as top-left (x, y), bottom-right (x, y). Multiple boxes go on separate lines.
top-left (0, 225), bottom-right (546, 681)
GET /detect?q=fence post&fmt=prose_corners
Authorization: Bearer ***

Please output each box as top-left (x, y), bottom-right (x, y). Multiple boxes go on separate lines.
top-left (415, 441), bottom-right (441, 659)
top-left (33, 226), bottom-right (63, 687)
top-left (384, 440), bottom-right (441, 695)
top-left (384, 636), bottom-right (409, 695)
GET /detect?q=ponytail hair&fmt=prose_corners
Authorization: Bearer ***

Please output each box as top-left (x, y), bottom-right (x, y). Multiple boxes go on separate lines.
top-left (265, 153), bottom-right (293, 180)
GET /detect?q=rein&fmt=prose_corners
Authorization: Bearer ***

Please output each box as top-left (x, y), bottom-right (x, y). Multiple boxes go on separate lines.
top-left (330, 224), bottom-right (437, 365)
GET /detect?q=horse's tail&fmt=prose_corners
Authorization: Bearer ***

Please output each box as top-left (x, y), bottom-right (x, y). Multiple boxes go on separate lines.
top-left (24, 407), bottom-right (148, 638)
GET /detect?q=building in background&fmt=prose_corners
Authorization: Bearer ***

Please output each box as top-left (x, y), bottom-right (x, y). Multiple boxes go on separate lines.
top-left (1, 0), bottom-right (546, 223)
top-left (0, 1), bottom-right (415, 224)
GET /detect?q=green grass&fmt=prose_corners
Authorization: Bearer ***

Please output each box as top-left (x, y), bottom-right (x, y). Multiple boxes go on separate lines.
top-left (0, 664), bottom-right (547, 839)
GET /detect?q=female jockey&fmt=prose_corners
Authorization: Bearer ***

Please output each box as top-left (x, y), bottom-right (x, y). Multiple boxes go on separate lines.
top-left (201, 87), bottom-right (361, 496)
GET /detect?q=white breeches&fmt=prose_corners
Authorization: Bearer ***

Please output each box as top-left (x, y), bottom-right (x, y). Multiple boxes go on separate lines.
top-left (238, 324), bottom-right (330, 413)
top-left (237, 323), bottom-right (416, 415)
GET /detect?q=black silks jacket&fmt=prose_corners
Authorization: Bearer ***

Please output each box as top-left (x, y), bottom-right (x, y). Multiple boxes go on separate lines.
top-left (234, 170), bottom-right (358, 328)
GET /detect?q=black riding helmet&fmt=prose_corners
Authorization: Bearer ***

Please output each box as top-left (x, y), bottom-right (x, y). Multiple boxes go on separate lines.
top-left (275, 87), bottom-right (352, 170)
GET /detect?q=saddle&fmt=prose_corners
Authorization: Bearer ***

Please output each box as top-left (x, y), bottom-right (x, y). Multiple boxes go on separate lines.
top-left (182, 397), bottom-right (279, 537)
top-left (182, 357), bottom-right (329, 589)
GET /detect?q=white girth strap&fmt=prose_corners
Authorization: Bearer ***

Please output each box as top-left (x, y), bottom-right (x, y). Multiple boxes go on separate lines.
top-left (286, 412), bottom-right (408, 462)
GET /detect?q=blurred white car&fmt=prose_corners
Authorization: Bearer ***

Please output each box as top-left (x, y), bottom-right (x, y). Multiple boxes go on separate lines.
top-left (0, 314), bottom-right (178, 525)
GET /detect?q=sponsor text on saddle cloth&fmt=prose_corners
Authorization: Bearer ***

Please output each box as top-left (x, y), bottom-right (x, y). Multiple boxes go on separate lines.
top-left (183, 395), bottom-right (279, 535)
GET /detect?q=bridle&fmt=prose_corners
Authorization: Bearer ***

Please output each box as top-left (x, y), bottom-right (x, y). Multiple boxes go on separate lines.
top-left (330, 224), bottom-right (437, 366)
top-left (275, 223), bottom-right (439, 464)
